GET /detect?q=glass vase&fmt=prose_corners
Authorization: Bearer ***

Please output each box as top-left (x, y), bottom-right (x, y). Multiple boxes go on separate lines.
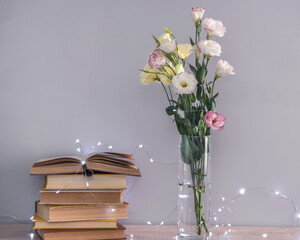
top-left (177, 135), bottom-right (211, 239)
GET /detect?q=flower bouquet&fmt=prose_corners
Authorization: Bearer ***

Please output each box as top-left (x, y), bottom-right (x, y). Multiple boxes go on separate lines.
top-left (140, 7), bottom-right (235, 239)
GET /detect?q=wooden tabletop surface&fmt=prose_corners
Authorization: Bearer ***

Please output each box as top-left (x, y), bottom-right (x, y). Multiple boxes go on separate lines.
top-left (1, 224), bottom-right (300, 240)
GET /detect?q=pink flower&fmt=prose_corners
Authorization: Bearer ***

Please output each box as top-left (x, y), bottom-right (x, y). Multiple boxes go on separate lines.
top-left (148, 51), bottom-right (166, 69)
top-left (205, 111), bottom-right (226, 130)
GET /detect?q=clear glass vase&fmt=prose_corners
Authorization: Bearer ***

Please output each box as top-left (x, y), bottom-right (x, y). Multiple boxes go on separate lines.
top-left (178, 135), bottom-right (211, 239)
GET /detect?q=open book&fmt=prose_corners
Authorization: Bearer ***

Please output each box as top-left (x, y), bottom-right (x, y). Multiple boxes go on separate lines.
top-left (31, 152), bottom-right (141, 176)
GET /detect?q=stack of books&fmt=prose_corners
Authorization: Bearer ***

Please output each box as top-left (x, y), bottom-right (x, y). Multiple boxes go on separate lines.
top-left (31, 152), bottom-right (141, 240)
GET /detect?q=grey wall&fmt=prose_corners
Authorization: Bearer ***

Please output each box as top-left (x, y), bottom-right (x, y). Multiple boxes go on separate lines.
top-left (0, 0), bottom-right (300, 226)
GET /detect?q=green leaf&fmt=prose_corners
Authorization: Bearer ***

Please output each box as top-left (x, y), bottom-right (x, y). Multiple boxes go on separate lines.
top-left (189, 64), bottom-right (197, 76)
top-left (165, 106), bottom-right (177, 115)
top-left (196, 65), bottom-right (207, 83)
top-left (189, 37), bottom-right (195, 46)
top-left (152, 35), bottom-right (160, 45)
top-left (212, 92), bottom-right (219, 100)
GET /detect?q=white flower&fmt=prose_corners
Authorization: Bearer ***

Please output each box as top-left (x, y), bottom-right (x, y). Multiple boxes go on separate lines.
top-left (160, 38), bottom-right (176, 53)
top-left (197, 40), bottom-right (221, 57)
top-left (216, 60), bottom-right (235, 77)
top-left (172, 72), bottom-right (197, 95)
top-left (140, 64), bottom-right (157, 85)
top-left (202, 18), bottom-right (226, 37)
top-left (191, 8), bottom-right (205, 23)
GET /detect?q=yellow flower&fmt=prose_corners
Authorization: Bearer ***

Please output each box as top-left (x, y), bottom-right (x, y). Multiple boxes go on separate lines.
top-left (175, 64), bottom-right (184, 74)
top-left (140, 64), bottom-right (157, 86)
top-left (158, 33), bottom-right (171, 43)
top-left (176, 44), bottom-right (193, 59)
top-left (158, 63), bottom-right (176, 85)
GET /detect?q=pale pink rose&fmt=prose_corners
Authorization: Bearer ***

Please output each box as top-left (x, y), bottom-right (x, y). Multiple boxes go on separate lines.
top-left (191, 8), bottom-right (205, 23)
top-left (148, 52), bottom-right (166, 69)
top-left (205, 111), bottom-right (226, 130)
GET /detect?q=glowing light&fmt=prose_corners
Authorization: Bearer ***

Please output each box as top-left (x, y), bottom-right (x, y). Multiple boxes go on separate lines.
top-left (297, 213), bottom-right (300, 219)
top-left (30, 216), bottom-right (34, 221)
top-left (86, 182), bottom-right (89, 187)
top-left (160, 221), bottom-right (164, 225)
top-left (81, 160), bottom-right (86, 165)
top-left (239, 188), bottom-right (246, 195)
top-left (56, 190), bottom-right (60, 194)
top-left (139, 144), bottom-right (143, 148)
top-left (213, 217), bottom-right (217, 221)
top-left (75, 139), bottom-right (80, 144)
top-left (222, 197), bottom-right (225, 201)
top-left (218, 208), bottom-right (222, 212)
top-left (112, 208), bottom-right (116, 212)
top-left (130, 234), bottom-right (134, 238)
top-left (97, 141), bottom-right (101, 146)
top-left (178, 194), bottom-right (188, 199)
top-left (30, 233), bottom-right (34, 239)
top-left (275, 191), bottom-right (280, 195)
top-left (262, 233), bottom-right (268, 238)
top-left (108, 145), bottom-right (113, 149)
top-left (224, 230), bottom-right (228, 236)
top-left (76, 147), bottom-right (81, 152)
top-left (150, 158), bottom-right (154, 163)
top-left (228, 223), bottom-right (231, 227)
top-left (146, 221), bottom-right (152, 225)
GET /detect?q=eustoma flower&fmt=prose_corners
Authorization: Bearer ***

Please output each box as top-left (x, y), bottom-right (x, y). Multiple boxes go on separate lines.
top-left (148, 52), bottom-right (166, 69)
top-left (202, 18), bottom-right (226, 37)
top-left (140, 64), bottom-right (157, 85)
top-left (176, 44), bottom-right (193, 59)
top-left (205, 111), bottom-right (226, 130)
top-left (197, 40), bottom-right (221, 57)
top-left (160, 38), bottom-right (176, 53)
top-left (216, 60), bottom-right (235, 77)
top-left (172, 72), bottom-right (197, 94)
top-left (191, 7), bottom-right (205, 23)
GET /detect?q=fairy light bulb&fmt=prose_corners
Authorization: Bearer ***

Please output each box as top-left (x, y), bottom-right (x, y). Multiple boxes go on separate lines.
top-left (30, 233), bottom-right (34, 239)
top-left (108, 145), bottom-right (113, 149)
top-left (139, 144), bottom-right (143, 148)
top-left (112, 208), bottom-right (116, 212)
top-left (262, 233), bottom-right (268, 238)
top-left (160, 221), bottom-right (164, 225)
top-left (130, 234), bottom-right (134, 238)
top-left (76, 148), bottom-right (81, 152)
top-left (30, 216), bottom-right (34, 221)
top-left (146, 221), bottom-right (152, 225)
top-left (81, 160), bottom-right (86, 165)
top-left (150, 158), bottom-right (154, 163)
top-left (76, 139), bottom-right (80, 144)
top-left (297, 213), bottom-right (300, 219)
top-left (86, 182), bottom-right (89, 187)
top-left (275, 191), bottom-right (280, 195)
top-left (239, 188), bottom-right (246, 195)
top-left (56, 190), bottom-right (60, 194)
top-left (97, 141), bottom-right (101, 146)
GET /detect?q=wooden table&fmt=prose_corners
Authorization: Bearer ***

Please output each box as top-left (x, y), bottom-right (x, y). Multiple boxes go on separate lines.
top-left (1, 224), bottom-right (300, 240)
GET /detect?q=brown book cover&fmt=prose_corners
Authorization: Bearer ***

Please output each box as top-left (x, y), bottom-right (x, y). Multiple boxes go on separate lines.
top-left (37, 202), bottom-right (129, 222)
top-left (37, 223), bottom-right (126, 240)
top-left (31, 152), bottom-right (141, 176)
top-left (33, 214), bottom-right (118, 229)
top-left (44, 174), bottom-right (127, 190)
top-left (40, 190), bottom-right (123, 205)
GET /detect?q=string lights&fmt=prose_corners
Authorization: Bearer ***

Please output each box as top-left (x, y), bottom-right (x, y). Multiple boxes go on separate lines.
top-left (0, 139), bottom-right (299, 239)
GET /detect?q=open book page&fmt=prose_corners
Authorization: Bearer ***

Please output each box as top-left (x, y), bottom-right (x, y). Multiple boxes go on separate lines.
top-left (33, 156), bottom-right (87, 167)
